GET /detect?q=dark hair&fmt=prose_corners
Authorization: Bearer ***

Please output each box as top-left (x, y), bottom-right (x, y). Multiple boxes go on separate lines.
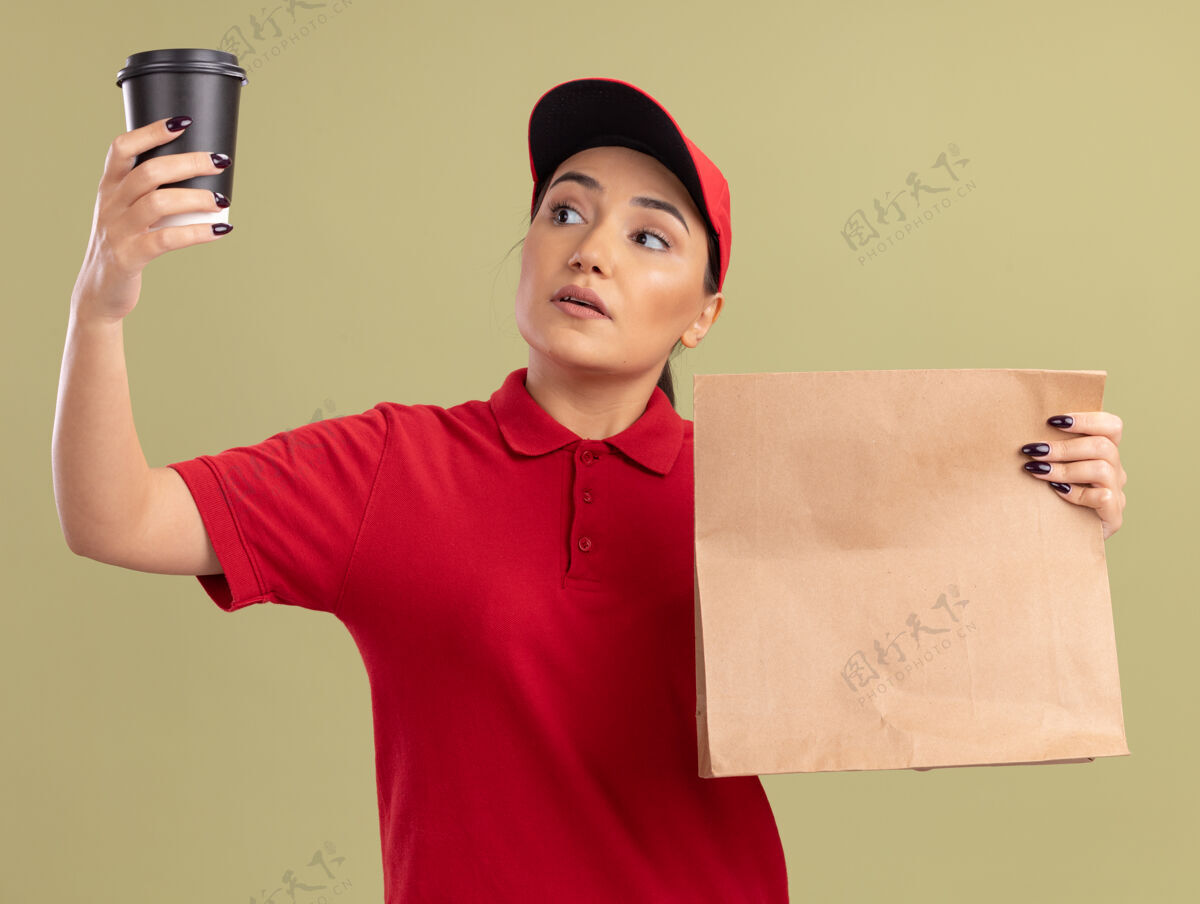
top-left (522, 175), bottom-right (722, 409)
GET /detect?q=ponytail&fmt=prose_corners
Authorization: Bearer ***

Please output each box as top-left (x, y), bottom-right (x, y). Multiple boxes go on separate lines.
top-left (656, 228), bottom-right (721, 409)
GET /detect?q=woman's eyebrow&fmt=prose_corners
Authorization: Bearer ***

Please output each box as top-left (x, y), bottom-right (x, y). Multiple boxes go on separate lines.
top-left (547, 171), bottom-right (691, 235)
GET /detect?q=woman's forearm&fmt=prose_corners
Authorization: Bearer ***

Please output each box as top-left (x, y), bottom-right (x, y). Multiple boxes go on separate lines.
top-left (52, 302), bottom-right (152, 559)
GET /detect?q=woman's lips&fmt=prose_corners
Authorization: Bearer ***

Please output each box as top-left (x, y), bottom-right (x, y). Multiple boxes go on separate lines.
top-left (551, 298), bottom-right (610, 320)
top-left (551, 284), bottom-right (610, 317)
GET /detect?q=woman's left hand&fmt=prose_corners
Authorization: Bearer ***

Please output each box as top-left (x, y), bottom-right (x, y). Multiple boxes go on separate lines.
top-left (1019, 411), bottom-right (1126, 540)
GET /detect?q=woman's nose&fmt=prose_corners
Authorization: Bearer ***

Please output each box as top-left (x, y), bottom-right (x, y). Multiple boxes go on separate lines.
top-left (568, 230), bottom-right (611, 274)
top-left (569, 250), bottom-right (602, 273)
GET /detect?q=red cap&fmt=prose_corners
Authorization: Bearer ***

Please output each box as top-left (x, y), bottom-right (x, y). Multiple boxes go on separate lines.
top-left (527, 77), bottom-right (732, 292)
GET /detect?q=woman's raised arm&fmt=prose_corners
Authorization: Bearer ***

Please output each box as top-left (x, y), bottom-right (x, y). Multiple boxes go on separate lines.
top-left (53, 116), bottom-right (231, 573)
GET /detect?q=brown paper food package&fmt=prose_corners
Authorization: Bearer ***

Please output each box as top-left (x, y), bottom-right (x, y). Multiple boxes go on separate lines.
top-left (693, 369), bottom-right (1130, 777)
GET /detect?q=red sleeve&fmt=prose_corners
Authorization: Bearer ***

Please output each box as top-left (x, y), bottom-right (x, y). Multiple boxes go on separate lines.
top-left (166, 405), bottom-right (389, 616)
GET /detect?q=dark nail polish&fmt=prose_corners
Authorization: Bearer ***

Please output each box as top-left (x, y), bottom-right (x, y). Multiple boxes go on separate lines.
top-left (166, 115), bottom-right (192, 132)
top-left (1024, 461), bottom-right (1052, 474)
top-left (212, 223), bottom-right (233, 236)
top-left (211, 153), bottom-right (232, 168)
top-left (1047, 415), bottom-right (1073, 428)
top-left (1049, 481), bottom-right (1071, 494)
top-left (212, 191), bottom-right (230, 208)
top-left (1021, 442), bottom-right (1050, 457)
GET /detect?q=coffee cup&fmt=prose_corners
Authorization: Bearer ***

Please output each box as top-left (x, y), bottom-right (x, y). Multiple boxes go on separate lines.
top-left (116, 49), bottom-right (248, 232)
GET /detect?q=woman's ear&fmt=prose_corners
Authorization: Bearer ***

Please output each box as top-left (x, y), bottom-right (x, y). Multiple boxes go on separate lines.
top-left (680, 293), bottom-right (724, 349)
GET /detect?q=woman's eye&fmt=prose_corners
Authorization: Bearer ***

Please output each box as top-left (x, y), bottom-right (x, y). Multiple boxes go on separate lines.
top-left (548, 202), bottom-right (671, 251)
top-left (548, 202), bottom-right (583, 224)
top-left (635, 230), bottom-right (670, 251)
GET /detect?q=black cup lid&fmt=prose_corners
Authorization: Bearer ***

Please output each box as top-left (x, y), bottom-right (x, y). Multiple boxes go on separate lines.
top-left (116, 49), bottom-right (248, 87)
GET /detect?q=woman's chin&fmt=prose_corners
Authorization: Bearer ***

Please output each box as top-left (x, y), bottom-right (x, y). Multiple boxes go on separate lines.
top-left (533, 347), bottom-right (613, 373)
top-left (530, 351), bottom-right (667, 389)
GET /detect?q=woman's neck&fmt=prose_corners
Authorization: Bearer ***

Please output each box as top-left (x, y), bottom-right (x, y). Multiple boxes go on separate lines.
top-left (523, 354), bottom-right (665, 440)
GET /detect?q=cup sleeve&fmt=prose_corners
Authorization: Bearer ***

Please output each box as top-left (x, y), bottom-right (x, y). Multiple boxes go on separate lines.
top-left (165, 405), bottom-right (389, 617)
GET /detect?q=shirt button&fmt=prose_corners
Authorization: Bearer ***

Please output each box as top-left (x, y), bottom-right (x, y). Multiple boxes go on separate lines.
top-left (581, 449), bottom-right (598, 465)
top-left (581, 490), bottom-right (593, 504)
top-left (577, 536), bottom-right (593, 552)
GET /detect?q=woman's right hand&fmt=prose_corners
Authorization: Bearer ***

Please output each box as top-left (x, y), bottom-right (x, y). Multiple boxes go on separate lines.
top-left (70, 116), bottom-right (234, 324)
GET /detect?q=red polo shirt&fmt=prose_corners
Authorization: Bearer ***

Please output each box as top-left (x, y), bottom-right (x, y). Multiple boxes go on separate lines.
top-left (167, 367), bottom-right (789, 903)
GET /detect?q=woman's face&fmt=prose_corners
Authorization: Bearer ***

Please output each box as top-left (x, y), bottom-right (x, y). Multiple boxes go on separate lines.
top-left (514, 145), bottom-right (723, 382)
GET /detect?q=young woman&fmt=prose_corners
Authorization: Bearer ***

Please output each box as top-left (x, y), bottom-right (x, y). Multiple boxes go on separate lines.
top-left (53, 77), bottom-right (1128, 903)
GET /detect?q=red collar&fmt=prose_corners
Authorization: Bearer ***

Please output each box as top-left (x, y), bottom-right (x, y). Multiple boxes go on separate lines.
top-left (489, 368), bottom-right (685, 476)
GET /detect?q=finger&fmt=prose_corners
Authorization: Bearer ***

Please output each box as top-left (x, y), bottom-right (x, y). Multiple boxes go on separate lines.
top-left (126, 187), bottom-right (230, 235)
top-left (1022, 456), bottom-right (1118, 487)
top-left (101, 115), bottom-right (192, 191)
top-left (121, 220), bottom-right (236, 275)
top-left (1046, 411), bottom-right (1123, 445)
top-left (114, 150), bottom-right (231, 216)
top-left (1019, 434), bottom-right (1120, 467)
top-left (1047, 481), bottom-right (1123, 529)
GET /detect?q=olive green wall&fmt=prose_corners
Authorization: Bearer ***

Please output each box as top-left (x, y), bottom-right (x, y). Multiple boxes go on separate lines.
top-left (4, 0), bottom-right (1192, 900)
